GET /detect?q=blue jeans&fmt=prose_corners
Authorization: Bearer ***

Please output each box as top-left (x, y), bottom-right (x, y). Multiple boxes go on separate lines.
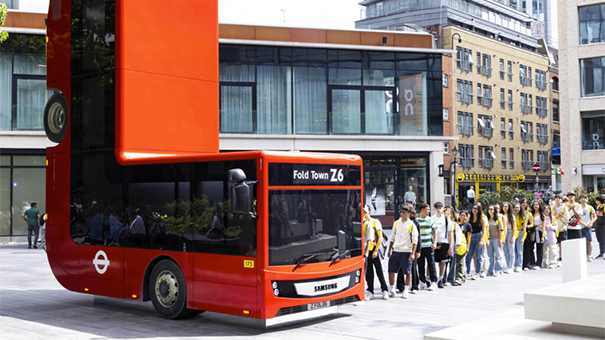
top-left (466, 233), bottom-right (484, 274)
top-left (514, 231), bottom-right (524, 269)
top-left (487, 238), bottom-right (503, 275)
top-left (503, 229), bottom-right (515, 269)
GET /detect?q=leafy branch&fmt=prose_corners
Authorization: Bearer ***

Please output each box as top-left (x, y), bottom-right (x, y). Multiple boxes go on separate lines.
top-left (0, 3), bottom-right (8, 43)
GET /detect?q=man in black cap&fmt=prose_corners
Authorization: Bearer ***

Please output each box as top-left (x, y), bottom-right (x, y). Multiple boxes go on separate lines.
top-left (565, 191), bottom-right (583, 240)
top-left (21, 202), bottom-right (41, 249)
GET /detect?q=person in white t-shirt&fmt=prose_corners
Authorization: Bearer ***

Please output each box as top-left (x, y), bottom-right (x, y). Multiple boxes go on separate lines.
top-left (432, 202), bottom-right (453, 289)
top-left (387, 206), bottom-right (418, 299)
top-left (467, 186), bottom-right (476, 210)
top-left (579, 194), bottom-right (597, 261)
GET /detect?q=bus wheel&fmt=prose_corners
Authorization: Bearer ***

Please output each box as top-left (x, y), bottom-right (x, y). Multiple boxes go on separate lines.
top-left (44, 93), bottom-right (69, 143)
top-left (149, 259), bottom-right (190, 319)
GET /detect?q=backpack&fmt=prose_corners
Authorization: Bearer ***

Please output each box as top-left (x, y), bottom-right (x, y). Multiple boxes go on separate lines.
top-left (454, 222), bottom-right (467, 255)
top-left (39, 213), bottom-right (46, 226)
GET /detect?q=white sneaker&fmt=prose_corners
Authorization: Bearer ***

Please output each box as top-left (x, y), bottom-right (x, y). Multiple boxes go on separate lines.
top-left (548, 264), bottom-right (557, 269)
top-left (587, 256), bottom-right (593, 262)
top-left (402, 290), bottom-right (409, 299)
top-left (470, 274), bottom-right (477, 280)
top-left (479, 272), bottom-right (486, 278)
top-left (419, 281), bottom-right (428, 290)
top-left (365, 293), bottom-right (374, 301)
top-left (514, 267), bottom-right (521, 273)
top-left (523, 267), bottom-right (529, 271)
top-left (444, 282), bottom-right (452, 286)
top-left (530, 266), bottom-right (539, 270)
top-left (557, 261), bottom-right (562, 267)
top-left (382, 291), bottom-right (390, 300)
top-left (504, 269), bottom-right (512, 274)
top-left (428, 282), bottom-right (437, 291)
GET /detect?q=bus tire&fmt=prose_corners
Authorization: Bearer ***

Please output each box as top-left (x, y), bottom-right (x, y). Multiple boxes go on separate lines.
top-left (43, 93), bottom-right (69, 143)
top-left (149, 259), bottom-right (190, 319)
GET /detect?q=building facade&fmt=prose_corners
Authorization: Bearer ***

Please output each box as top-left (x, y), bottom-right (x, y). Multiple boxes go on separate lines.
top-left (1, 18), bottom-right (453, 240)
top-left (559, 0), bottom-right (605, 192)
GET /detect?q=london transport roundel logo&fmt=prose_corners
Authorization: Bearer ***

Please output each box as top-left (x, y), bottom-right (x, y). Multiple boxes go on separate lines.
top-left (93, 250), bottom-right (110, 274)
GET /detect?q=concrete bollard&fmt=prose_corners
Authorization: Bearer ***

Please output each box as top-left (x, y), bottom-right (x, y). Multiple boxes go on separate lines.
top-left (561, 238), bottom-right (587, 283)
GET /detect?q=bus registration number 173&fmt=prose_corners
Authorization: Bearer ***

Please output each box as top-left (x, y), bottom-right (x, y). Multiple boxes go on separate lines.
top-left (308, 301), bottom-right (329, 311)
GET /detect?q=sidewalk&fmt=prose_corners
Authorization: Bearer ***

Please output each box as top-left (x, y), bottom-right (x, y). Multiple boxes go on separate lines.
top-left (1, 242), bottom-right (604, 340)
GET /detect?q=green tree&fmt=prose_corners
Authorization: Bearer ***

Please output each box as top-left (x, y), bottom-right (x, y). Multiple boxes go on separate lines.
top-left (0, 3), bottom-right (8, 43)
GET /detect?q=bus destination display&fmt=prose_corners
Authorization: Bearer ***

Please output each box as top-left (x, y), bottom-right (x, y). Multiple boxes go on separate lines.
top-left (269, 163), bottom-right (361, 186)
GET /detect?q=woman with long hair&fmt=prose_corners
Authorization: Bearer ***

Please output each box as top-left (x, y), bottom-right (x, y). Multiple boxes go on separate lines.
top-left (524, 200), bottom-right (544, 270)
top-left (465, 204), bottom-right (487, 279)
top-left (513, 203), bottom-right (527, 272)
top-left (542, 204), bottom-right (559, 268)
top-left (486, 205), bottom-right (504, 276)
top-left (501, 202), bottom-right (516, 273)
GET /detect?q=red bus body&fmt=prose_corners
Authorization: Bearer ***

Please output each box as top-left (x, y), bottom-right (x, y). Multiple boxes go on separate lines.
top-left (44, 0), bottom-right (364, 323)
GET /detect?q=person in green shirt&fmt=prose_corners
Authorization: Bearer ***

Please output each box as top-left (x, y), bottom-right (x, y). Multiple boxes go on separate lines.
top-left (21, 202), bottom-right (41, 249)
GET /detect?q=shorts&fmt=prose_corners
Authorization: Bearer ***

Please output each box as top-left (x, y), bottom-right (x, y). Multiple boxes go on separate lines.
top-left (567, 229), bottom-right (583, 240)
top-left (434, 243), bottom-right (451, 263)
top-left (582, 227), bottom-right (593, 241)
top-left (388, 251), bottom-right (412, 275)
top-left (556, 230), bottom-right (567, 243)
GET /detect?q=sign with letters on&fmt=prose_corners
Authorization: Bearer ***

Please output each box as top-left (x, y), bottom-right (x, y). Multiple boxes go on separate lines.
top-left (268, 163), bottom-right (361, 186)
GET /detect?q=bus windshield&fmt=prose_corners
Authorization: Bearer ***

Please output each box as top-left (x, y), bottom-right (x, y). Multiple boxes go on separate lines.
top-left (268, 189), bottom-right (362, 266)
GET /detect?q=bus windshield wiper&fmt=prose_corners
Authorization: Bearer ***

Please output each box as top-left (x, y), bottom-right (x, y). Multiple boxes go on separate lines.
top-left (329, 248), bottom-right (356, 267)
top-left (292, 252), bottom-right (326, 272)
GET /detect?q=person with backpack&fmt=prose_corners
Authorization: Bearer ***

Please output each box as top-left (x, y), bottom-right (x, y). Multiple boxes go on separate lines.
top-left (486, 205), bottom-right (504, 276)
top-left (578, 194), bottom-right (597, 261)
top-left (363, 205), bottom-right (389, 300)
top-left (397, 204), bottom-right (423, 294)
top-left (501, 202), bottom-right (516, 274)
top-left (39, 212), bottom-right (47, 251)
top-left (387, 205), bottom-right (418, 299)
top-left (444, 206), bottom-right (466, 285)
top-left (565, 191), bottom-right (583, 240)
top-left (456, 210), bottom-right (472, 285)
top-left (416, 203), bottom-right (438, 291)
top-left (432, 202), bottom-right (453, 288)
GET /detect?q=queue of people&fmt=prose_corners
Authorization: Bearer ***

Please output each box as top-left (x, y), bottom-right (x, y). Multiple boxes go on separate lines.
top-left (363, 191), bottom-right (604, 300)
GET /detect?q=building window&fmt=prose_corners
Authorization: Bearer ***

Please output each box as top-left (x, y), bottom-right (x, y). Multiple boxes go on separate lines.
top-left (535, 70), bottom-right (547, 91)
top-left (537, 151), bottom-right (549, 172)
top-left (521, 121), bottom-right (534, 142)
top-left (508, 119), bottom-right (514, 140)
top-left (520, 93), bottom-right (530, 114)
top-left (507, 90), bottom-right (513, 110)
top-left (459, 144), bottom-right (475, 169)
top-left (520, 64), bottom-right (532, 87)
top-left (552, 77), bottom-right (559, 91)
top-left (479, 146), bottom-right (495, 169)
top-left (457, 79), bottom-right (473, 105)
top-left (482, 84), bottom-right (492, 108)
top-left (582, 112), bottom-right (605, 150)
top-left (507, 61), bottom-right (513, 82)
top-left (443, 108), bottom-right (449, 121)
top-left (553, 101), bottom-right (559, 122)
top-left (0, 34), bottom-right (52, 131)
top-left (501, 147), bottom-right (507, 169)
top-left (500, 88), bottom-right (505, 109)
top-left (579, 4), bottom-right (605, 45)
top-left (509, 148), bottom-right (515, 169)
top-left (500, 118), bottom-right (506, 139)
top-left (581, 57), bottom-right (605, 97)
top-left (442, 73), bottom-right (448, 87)
top-left (500, 59), bottom-right (505, 80)
top-left (522, 149), bottom-right (534, 171)
top-left (456, 47), bottom-right (473, 73)
top-left (536, 96), bottom-right (547, 118)
top-left (443, 142), bottom-right (449, 153)
top-left (479, 53), bottom-right (492, 78)
top-left (537, 123), bottom-right (549, 145)
top-left (457, 111), bottom-right (473, 137)
top-left (478, 115), bottom-right (494, 139)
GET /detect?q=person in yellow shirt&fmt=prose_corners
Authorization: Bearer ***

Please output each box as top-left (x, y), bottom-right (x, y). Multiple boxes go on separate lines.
top-left (363, 205), bottom-right (389, 300)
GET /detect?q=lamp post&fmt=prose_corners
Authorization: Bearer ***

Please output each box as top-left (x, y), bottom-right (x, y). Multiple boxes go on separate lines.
top-left (451, 32), bottom-right (461, 49)
top-left (451, 146), bottom-right (458, 210)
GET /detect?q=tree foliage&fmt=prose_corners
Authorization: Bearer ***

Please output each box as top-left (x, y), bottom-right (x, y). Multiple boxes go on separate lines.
top-left (0, 3), bottom-right (8, 43)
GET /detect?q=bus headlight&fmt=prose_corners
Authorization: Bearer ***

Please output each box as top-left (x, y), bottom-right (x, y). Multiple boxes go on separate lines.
top-left (274, 288), bottom-right (280, 296)
top-left (355, 277), bottom-right (360, 283)
top-left (272, 281), bottom-right (278, 289)
top-left (356, 270), bottom-right (361, 277)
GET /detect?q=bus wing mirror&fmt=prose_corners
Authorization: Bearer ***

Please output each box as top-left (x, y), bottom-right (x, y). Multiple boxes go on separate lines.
top-left (228, 169), bottom-right (257, 217)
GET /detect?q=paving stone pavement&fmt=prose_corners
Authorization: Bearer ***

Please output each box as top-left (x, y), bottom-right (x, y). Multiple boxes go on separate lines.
top-left (1, 239), bottom-right (604, 340)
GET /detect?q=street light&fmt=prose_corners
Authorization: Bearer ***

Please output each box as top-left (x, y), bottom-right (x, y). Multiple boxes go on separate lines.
top-left (451, 146), bottom-right (458, 210)
top-left (451, 33), bottom-right (461, 49)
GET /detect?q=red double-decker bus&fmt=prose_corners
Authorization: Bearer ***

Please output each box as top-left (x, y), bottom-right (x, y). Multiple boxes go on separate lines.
top-left (42, 0), bottom-right (364, 324)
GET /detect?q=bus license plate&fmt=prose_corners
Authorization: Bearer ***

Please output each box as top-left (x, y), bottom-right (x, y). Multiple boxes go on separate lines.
top-left (308, 301), bottom-right (329, 311)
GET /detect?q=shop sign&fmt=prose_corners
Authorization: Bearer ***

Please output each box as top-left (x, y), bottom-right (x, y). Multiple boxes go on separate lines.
top-left (456, 173), bottom-right (525, 183)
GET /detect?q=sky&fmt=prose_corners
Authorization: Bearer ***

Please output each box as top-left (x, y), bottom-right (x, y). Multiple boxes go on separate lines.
top-left (218, 0), bottom-right (363, 29)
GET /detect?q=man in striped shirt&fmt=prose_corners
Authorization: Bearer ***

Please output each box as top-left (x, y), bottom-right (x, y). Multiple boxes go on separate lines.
top-left (416, 203), bottom-right (438, 291)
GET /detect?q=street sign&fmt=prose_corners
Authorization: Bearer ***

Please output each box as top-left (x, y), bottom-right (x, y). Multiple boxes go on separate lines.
top-left (532, 163), bottom-right (541, 173)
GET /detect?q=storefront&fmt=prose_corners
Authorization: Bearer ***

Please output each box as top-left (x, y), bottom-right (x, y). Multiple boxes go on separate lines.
top-left (456, 173), bottom-right (526, 208)
top-left (362, 154), bottom-right (430, 227)
top-left (583, 164), bottom-right (605, 192)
